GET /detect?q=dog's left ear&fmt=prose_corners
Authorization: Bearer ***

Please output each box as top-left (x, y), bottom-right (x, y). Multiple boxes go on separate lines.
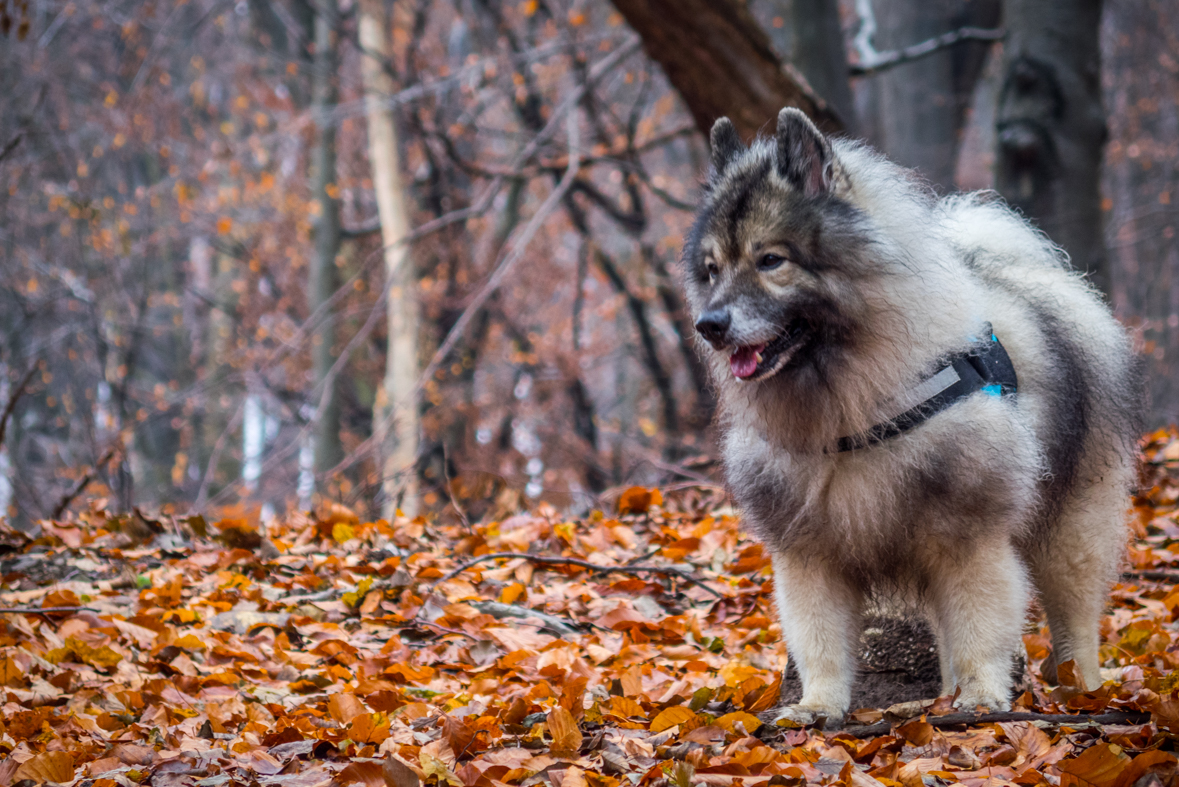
top-left (775, 107), bottom-right (834, 197)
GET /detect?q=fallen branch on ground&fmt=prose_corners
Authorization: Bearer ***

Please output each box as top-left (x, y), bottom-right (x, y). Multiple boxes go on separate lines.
top-left (0, 607), bottom-right (100, 614)
top-left (1122, 569), bottom-right (1179, 583)
top-left (470, 601), bottom-right (584, 635)
top-left (437, 551), bottom-right (725, 598)
top-left (841, 710), bottom-right (1150, 738)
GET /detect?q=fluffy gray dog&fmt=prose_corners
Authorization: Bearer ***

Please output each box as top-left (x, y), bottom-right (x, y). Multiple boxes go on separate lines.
top-left (682, 107), bottom-right (1140, 728)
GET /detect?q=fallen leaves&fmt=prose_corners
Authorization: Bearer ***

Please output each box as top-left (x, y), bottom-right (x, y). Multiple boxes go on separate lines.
top-left (7, 432), bottom-right (1179, 784)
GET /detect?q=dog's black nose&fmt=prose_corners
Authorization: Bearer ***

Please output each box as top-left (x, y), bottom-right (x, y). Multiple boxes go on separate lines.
top-left (695, 309), bottom-right (731, 344)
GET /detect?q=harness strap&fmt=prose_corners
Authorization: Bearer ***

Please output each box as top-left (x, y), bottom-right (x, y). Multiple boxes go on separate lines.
top-left (836, 323), bottom-right (1018, 453)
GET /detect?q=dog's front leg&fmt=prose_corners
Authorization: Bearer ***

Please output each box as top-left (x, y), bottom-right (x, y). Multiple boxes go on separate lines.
top-left (770, 550), bottom-right (861, 729)
top-left (925, 540), bottom-right (1029, 711)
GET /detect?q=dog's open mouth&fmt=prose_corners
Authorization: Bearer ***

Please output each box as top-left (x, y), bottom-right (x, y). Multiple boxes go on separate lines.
top-left (729, 321), bottom-right (811, 381)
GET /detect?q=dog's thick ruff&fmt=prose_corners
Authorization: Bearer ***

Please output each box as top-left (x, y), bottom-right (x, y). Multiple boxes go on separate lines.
top-left (682, 109), bottom-right (1141, 729)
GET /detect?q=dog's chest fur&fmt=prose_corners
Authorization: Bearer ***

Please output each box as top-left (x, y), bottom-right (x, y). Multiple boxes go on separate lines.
top-left (721, 393), bottom-right (1043, 585)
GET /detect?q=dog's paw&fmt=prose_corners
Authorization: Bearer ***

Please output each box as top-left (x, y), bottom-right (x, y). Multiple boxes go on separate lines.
top-left (952, 687), bottom-right (1011, 713)
top-left (765, 704), bottom-right (845, 730)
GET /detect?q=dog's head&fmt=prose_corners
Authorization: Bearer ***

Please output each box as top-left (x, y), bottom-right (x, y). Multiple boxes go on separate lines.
top-left (683, 108), bottom-right (867, 384)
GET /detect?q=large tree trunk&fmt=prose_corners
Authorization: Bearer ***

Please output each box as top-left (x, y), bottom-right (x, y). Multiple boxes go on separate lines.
top-left (862, 0), bottom-right (1000, 191)
top-left (309, 0), bottom-right (343, 479)
top-left (609, 0), bottom-right (845, 137)
top-left (995, 0), bottom-right (1107, 291)
top-left (359, 0), bottom-right (420, 518)
top-left (1102, 0), bottom-right (1179, 425)
top-left (787, 0), bottom-right (857, 133)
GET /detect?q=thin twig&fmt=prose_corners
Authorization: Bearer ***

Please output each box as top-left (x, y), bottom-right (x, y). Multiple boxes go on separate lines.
top-left (437, 551), bottom-right (725, 599)
top-left (851, 0), bottom-right (1002, 77)
top-left (52, 448), bottom-right (116, 520)
top-left (840, 710), bottom-right (1151, 739)
top-left (441, 443), bottom-right (472, 532)
top-left (0, 364), bottom-right (38, 448)
top-left (0, 133), bottom-right (24, 165)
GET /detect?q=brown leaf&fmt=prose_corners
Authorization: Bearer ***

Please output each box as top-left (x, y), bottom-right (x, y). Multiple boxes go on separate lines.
top-left (1056, 659), bottom-right (1087, 690)
top-left (1059, 743), bottom-right (1129, 787)
top-left (548, 705), bottom-right (583, 754)
top-left (335, 760), bottom-right (386, 787)
top-left (328, 692), bottom-right (367, 723)
top-left (382, 756), bottom-right (422, 787)
top-left (14, 751), bottom-right (75, 784)
top-left (895, 715), bottom-right (933, 747)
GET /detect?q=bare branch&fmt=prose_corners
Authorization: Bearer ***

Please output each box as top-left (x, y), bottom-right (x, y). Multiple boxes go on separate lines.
top-left (0, 364), bottom-right (38, 449)
top-left (851, 0), bottom-right (1003, 77)
top-left (52, 448), bottom-right (117, 520)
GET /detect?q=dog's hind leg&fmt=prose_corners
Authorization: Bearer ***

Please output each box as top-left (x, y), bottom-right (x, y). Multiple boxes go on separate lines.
top-left (1026, 476), bottom-right (1127, 690)
top-left (770, 551), bottom-right (862, 729)
top-left (924, 539), bottom-right (1029, 711)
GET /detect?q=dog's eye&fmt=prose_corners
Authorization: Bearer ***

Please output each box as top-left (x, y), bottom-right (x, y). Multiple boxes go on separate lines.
top-left (706, 262), bottom-right (719, 282)
top-left (758, 253), bottom-right (786, 271)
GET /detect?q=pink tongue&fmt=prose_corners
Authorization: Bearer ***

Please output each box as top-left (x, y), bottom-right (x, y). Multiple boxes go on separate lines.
top-left (730, 344), bottom-right (766, 379)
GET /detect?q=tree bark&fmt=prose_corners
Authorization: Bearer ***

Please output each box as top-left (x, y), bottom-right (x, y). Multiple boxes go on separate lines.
top-left (995, 0), bottom-right (1108, 291)
top-left (787, 0), bottom-right (857, 134)
top-left (863, 0), bottom-right (999, 192)
top-left (609, 0), bottom-right (845, 137)
top-left (309, 0), bottom-right (343, 478)
top-left (359, 0), bottom-right (421, 518)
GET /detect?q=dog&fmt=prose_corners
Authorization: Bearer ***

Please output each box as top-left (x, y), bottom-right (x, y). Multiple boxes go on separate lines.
top-left (681, 107), bottom-right (1141, 728)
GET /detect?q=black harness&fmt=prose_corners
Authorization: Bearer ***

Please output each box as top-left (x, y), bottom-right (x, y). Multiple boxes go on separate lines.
top-left (836, 324), bottom-right (1018, 453)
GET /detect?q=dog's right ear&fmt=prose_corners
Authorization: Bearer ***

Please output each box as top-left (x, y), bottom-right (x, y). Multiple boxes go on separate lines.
top-left (709, 117), bottom-right (744, 180)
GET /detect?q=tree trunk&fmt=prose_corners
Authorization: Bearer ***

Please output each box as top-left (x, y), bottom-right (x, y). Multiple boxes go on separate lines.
top-left (309, 0), bottom-right (343, 478)
top-left (865, 0), bottom-right (999, 191)
top-left (787, 0), bottom-right (857, 133)
top-left (609, 0), bottom-right (845, 137)
top-left (995, 0), bottom-right (1108, 291)
top-left (359, 0), bottom-right (420, 518)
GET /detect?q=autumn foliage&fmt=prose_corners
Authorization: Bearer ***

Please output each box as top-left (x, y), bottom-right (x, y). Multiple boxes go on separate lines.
top-left (5, 431), bottom-right (1179, 785)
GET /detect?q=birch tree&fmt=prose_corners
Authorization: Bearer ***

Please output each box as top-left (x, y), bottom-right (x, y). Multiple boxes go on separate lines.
top-left (359, 0), bottom-right (420, 517)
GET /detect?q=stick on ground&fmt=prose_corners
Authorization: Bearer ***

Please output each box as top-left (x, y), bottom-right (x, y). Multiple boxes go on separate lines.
top-left (437, 551), bottom-right (725, 598)
top-left (840, 710), bottom-right (1150, 739)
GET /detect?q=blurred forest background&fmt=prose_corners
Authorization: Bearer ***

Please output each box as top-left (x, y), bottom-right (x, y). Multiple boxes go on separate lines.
top-left (0, 0), bottom-right (1175, 525)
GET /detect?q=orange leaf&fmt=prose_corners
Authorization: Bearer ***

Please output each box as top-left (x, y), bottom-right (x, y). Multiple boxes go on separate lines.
top-left (0, 655), bottom-right (25, 687)
top-left (650, 706), bottom-right (700, 733)
top-left (328, 692), bottom-right (367, 723)
top-left (1118, 750), bottom-right (1177, 787)
top-left (15, 751), bottom-right (75, 784)
top-left (216, 216), bottom-right (232, 234)
top-left (606, 696), bottom-right (645, 718)
top-left (896, 716), bottom-right (933, 747)
top-left (1059, 743), bottom-right (1129, 787)
top-left (746, 672), bottom-right (782, 713)
top-left (548, 705), bottom-right (583, 754)
top-left (714, 711), bottom-right (762, 735)
top-left (617, 487), bottom-right (662, 515)
top-left (500, 582), bottom-right (527, 604)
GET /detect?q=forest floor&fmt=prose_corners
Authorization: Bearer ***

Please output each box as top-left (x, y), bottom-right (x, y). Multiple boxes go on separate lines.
top-left (6, 433), bottom-right (1179, 786)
